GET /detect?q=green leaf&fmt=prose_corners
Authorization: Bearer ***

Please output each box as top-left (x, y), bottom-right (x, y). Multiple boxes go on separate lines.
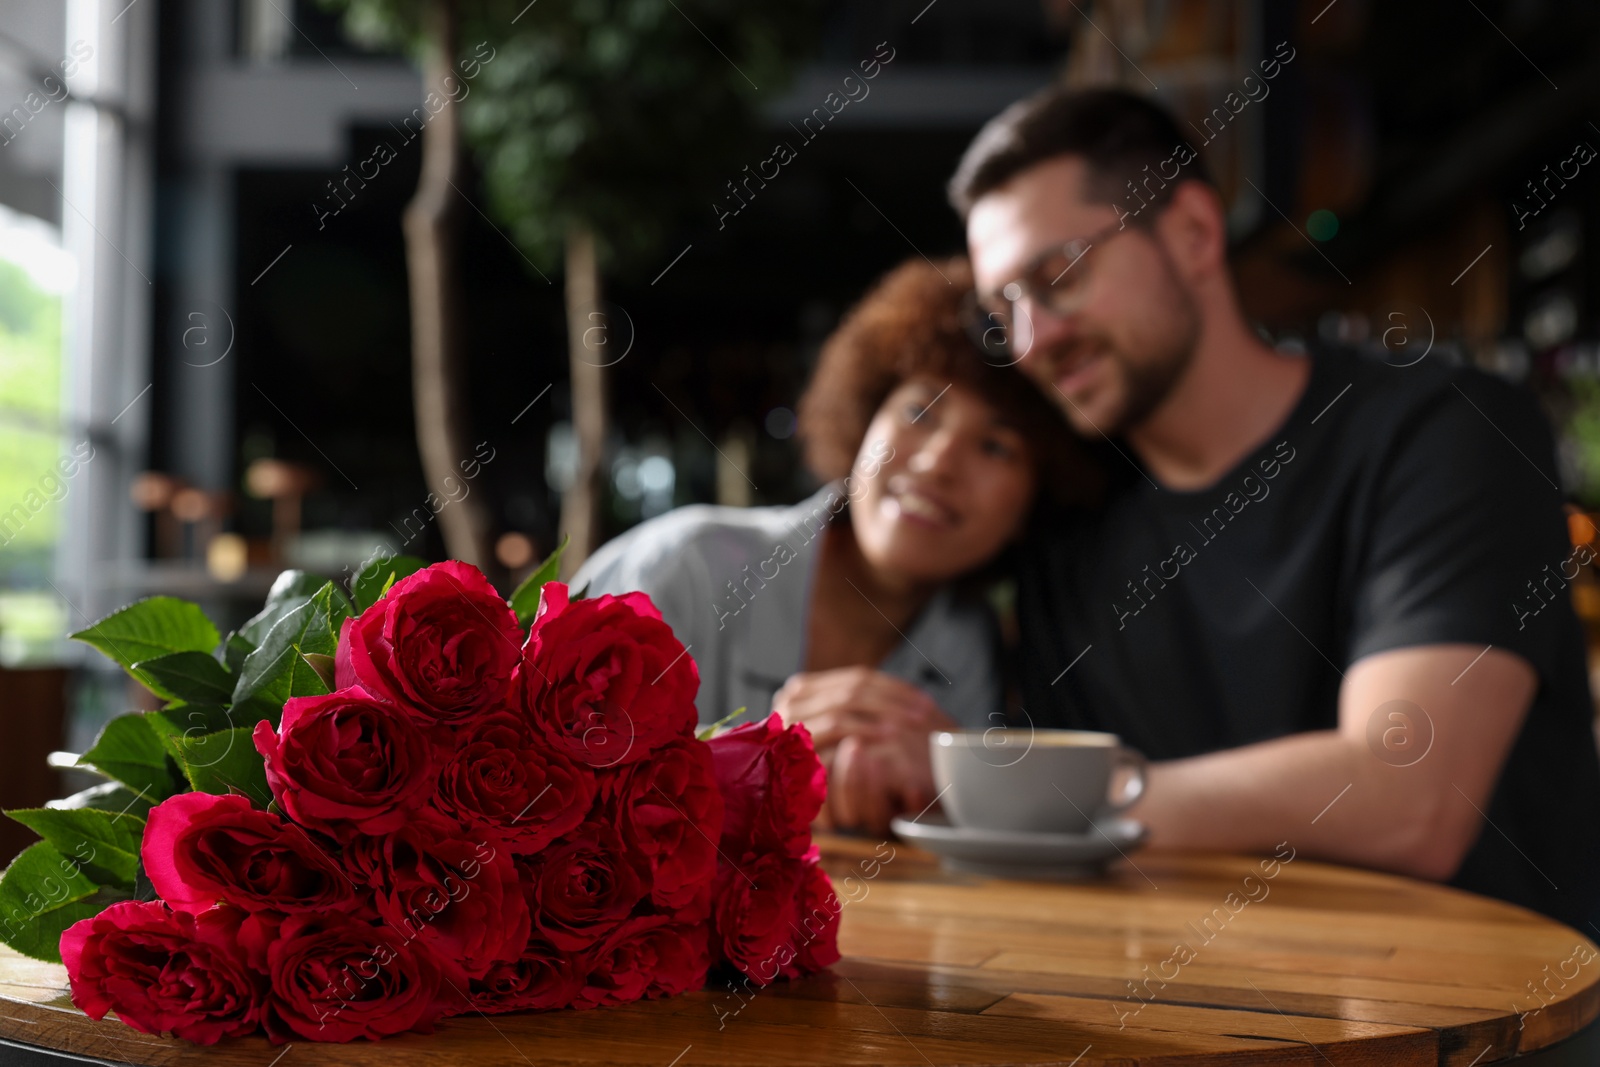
top-left (229, 657), bottom-right (332, 727)
top-left (352, 552), bottom-right (428, 613)
top-left (302, 652), bottom-right (336, 692)
top-left (296, 584), bottom-right (350, 658)
top-left (173, 727), bottom-right (270, 805)
top-left (238, 570), bottom-right (346, 647)
top-left (145, 706), bottom-right (239, 763)
top-left (131, 651), bottom-right (233, 704)
top-left (46, 782), bottom-right (154, 823)
top-left (218, 631), bottom-right (253, 673)
top-left (71, 597), bottom-right (220, 673)
top-left (232, 583), bottom-right (351, 720)
top-left (0, 842), bottom-right (120, 963)
top-left (511, 534), bottom-right (569, 625)
top-left (5, 808), bottom-right (144, 889)
top-left (286, 653), bottom-right (332, 701)
top-left (76, 714), bottom-right (180, 801)
top-left (697, 706), bottom-right (750, 741)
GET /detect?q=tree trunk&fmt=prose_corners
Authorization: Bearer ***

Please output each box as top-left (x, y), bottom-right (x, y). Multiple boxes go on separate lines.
top-left (560, 223), bottom-right (608, 576)
top-left (402, 0), bottom-right (495, 572)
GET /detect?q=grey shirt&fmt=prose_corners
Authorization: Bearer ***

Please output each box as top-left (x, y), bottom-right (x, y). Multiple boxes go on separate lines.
top-left (571, 483), bottom-right (1002, 730)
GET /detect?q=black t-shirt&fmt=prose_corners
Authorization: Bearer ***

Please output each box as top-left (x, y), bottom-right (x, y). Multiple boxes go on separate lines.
top-left (1018, 342), bottom-right (1600, 931)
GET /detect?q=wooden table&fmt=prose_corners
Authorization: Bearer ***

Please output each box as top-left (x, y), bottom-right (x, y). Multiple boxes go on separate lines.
top-left (0, 835), bottom-right (1595, 1065)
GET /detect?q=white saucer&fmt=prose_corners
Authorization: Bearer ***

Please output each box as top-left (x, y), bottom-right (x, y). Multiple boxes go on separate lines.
top-left (890, 812), bottom-right (1148, 880)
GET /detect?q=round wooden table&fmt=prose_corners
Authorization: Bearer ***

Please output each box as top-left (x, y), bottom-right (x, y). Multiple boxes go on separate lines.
top-left (0, 835), bottom-right (1595, 1065)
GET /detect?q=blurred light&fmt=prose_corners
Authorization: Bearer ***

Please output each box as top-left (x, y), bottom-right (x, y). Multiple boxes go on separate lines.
top-left (1306, 209), bottom-right (1339, 241)
top-left (1487, 339), bottom-right (1532, 381)
top-left (1519, 219), bottom-right (1581, 281)
top-left (130, 471), bottom-right (179, 511)
top-left (765, 407), bottom-right (797, 439)
top-left (496, 532), bottom-right (536, 569)
top-left (0, 592), bottom-right (70, 668)
top-left (0, 204), bottom-right (76, 294)
top-left (171, 487), bottom-right (213, 522)
top-left (1525, 292), bottom-right (1578, 350)
top-left (545, 422), bottom-right (577, 493)
top-left (245, 458), bottom-right (316, 498)
top-left (1317, 311), bottom-right (1368, 344)
top-left (637, 455), bottom-right (674, 494)
top-left (612, 450), bottom-right (642, 501)
top-left (206, 533), bottom-right (248, 582)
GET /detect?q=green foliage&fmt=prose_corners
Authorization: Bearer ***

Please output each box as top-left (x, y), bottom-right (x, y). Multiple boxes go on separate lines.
top-left (76, 714), bottom-right (182, 802)
top-left (231, 582), bottom-right (350, 721)
top-left (317, 0), bottom-right (822, 276)
top-left (172, 728), bottom-right (271, 803)
top-left (0, 573), bottom-right (339, 960)
top-left (238, 569), bottom-right (344, 647)
top-left (1567, 378), bottom-right (1600, 508)
top-left (71, 597), bottom-right (221, 697)
top-left (0, 261), bottom-right (64, 559)
top-left (352, 551), bottom-right (428, 612)
top-left (510, 533), bottom-right (568, 625)
top-left (132, 651), bottom-right (235, 704)
top-left (696, 705), bottom-right (748, 740)
top-left (46, 782), bottom-right (154, 823)
top-left (5, 808), bottom-right (144, 889)
top-left (0, 843), bottom-right (126, 962)
top-left (146, 705), bottom-right (241, 762)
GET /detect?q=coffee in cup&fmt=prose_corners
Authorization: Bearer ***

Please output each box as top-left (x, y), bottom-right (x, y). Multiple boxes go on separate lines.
top-left (930, 728), bottom-right (1146, 834)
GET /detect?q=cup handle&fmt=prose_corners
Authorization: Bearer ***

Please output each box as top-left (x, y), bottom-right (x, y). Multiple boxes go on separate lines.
top-left (1104, 746), bottom-right (1147, 814)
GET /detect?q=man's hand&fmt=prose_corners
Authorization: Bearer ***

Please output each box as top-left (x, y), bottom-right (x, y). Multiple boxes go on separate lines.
top-left (1133, 644), bottom-right (1536, 881)
top-left (774, 667), bottom-right (957, 833)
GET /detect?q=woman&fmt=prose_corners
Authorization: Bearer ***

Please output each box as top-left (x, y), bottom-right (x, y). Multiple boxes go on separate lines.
top-left (573, 257), bottom-right (1096, 831)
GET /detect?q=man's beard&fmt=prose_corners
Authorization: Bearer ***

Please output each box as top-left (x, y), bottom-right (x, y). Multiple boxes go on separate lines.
top-left (1036, 319), bottom-right (1198, 437)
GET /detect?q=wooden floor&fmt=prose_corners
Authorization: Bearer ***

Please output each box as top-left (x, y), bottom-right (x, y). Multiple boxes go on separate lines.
top-left (0, 834), bottom-right (1593, 1065)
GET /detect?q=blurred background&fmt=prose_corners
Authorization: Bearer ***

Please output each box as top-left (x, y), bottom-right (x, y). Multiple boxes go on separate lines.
top-left (3, 0), bottom-right (1600, 858)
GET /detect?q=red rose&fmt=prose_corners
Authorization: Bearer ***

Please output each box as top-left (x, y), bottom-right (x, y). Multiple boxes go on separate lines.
top-left (572, 917), bottom-right (710, 1009)
top-left (707, 713), bottom-right (826, 860)
top-left (261, 912), bottom-right (443, 1042)
top-left (710, 852), bottom-right (836, 986)
top-left (343, 815), bottom-right (529, 983)
top-left (609, 740), bottom-right (723, 915)
top-left (142, 792), bottom-right (356, 916)
top-left (525, 822), bottom-right (647, 951)
top-left (460, 936), bottom-right (582, 1014)
top-left (794, 860), bottom-right (841, 972)
top-left (519, 582), bottom-right (698, 768)
top-left (61, 902), bottom-right (263, 1045)
top-left (254, 686), bottom-right (436, 840)
top-left (432, 711), bottom-right (595, 855)
top-left (336, 560), bottom-right (522, 729)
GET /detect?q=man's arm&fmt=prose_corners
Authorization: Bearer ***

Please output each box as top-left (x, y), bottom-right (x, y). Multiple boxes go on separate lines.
top-left (1129, 643), bottom-right (1535, 879)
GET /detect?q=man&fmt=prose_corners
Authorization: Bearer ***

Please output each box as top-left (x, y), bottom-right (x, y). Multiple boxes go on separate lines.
top-left (949, 86), bottom-right (1600, 929)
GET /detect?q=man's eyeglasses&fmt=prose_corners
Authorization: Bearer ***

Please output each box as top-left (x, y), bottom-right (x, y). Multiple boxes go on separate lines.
top-left (962, 219), bottom-right (1134, 366)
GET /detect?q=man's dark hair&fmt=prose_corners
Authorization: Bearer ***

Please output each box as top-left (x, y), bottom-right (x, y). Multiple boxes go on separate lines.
top-left (948, 87), bottom-right (1211, 220)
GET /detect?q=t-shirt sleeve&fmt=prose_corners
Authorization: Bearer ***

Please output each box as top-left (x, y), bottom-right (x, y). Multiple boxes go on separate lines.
top-left (572, 517), bottom-right (717, 650)
top-left (1348, 371), bottom-right (1573, 673)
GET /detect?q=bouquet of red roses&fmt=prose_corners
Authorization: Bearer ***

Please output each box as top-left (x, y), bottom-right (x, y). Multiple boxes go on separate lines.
top-left (0, 555), bottom-right (838, 1044)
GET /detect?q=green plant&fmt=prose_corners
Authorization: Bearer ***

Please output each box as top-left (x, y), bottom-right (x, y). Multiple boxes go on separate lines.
top-left (0, 556), bottom-right (427, 962)
top-left (317, 0), bottom-right (821, 568)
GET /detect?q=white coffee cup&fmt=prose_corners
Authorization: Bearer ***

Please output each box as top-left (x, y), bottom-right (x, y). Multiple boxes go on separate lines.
top-left (931, 728), bottom-right (1146, 834)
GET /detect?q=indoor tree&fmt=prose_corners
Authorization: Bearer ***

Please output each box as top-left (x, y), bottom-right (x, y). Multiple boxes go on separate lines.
top-left (320, 0), bottom-right (820, 570)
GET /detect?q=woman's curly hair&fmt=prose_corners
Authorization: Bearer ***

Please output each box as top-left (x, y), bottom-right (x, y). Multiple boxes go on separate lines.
top-left (797, 256), bottom-right (1101, 514)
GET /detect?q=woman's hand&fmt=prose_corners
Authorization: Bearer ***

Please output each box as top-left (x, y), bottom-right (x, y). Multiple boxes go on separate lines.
top-left (775, 668), bottom-right (957, 833)
top-left (774, 667), bottom-right (955, 748)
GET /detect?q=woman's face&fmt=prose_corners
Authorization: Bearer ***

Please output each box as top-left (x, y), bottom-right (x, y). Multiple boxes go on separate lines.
top-left (848, 376), bottom-right (1038, 586)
